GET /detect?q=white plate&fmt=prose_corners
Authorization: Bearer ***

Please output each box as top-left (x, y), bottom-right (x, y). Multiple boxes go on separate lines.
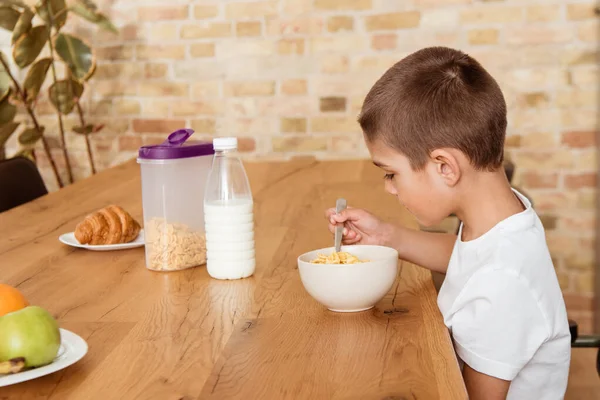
top-left (59, 230), bottom-right (145, 251)
top-left (0, 328), bottom-right (88, 387)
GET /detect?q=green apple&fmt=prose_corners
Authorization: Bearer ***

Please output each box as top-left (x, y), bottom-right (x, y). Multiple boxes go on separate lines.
top-left (0, 306), bottom-right (61, 368)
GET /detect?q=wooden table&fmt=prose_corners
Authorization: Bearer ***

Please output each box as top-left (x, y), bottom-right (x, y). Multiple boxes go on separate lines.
top-left (0, 158), bottom-right (466, 399)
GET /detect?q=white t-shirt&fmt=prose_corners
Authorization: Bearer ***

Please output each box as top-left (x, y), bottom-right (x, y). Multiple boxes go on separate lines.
top-left (438, 189), bottom-right (571, 399)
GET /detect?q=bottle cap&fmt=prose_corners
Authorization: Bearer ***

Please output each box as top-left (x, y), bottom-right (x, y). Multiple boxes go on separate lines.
top-left (138, 129), bottom-right (214, 160)
top-left (213, 137), bottom-right (238, 151)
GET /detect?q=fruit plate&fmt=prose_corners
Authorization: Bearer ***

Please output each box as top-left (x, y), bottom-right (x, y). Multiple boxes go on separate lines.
top-left (59, 229), bottom-right (145, 251)
top-left (0, 328), bottom-right (88, 387)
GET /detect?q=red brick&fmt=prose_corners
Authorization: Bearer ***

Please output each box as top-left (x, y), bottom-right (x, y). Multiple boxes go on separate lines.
top-left (194, 5), bottom-right (219, 19)
top-left (562, 215), bottom-right (596, 231)
top-left (281, 79), bottom-right (307, 95)
top-left (564, 173), bottom-right (597, 189)
top-left (371, 34), bottom-right (397, 50)
top-left (319, 97), bottom-right (346, 112)
top-left (568, 4), bottom-right (597, 20)
top-left (236, 21), bottom-right (262, 36)
top-left (561, 131), bottom-right (596, 148)
top-left (138, 82), bottom-right (188, 97)
top-left (563, 294), bottom-right (594, 311)
top-left (281, 118), bottom-right (307, 133)
top-left (94, 81), bottom-right (136, 97)
top-left (539, 214), bottom-right (557, 230)
top-left (574, 271), bottom-right (594, 294)
top-left (521, 172), bottom-right (559, 189)
top-left (137, 45), bottom-right (186, 60)
top-left (315, 0), bottom-right (371, 10)
top-left (190, 43), bottom-right (216, 58)
top-left (95, 63), bottom-right (142, 80)
top-left (238, 137), bottom-right (256, 152)
top-left (327, 16), bottom-right (354, 32)
top-left (133, 119), bottom-right (186, 134)
top-left (119, 136), bottom-right (143, 151)
top-left (504, 135), bottom-right (521, 148)
top-left (519, 92), bottom-right (550, 108)
top-left (467, 29), bottom-right (499, 45)
top-left (145, 63), bottom-right (168, 79)
top-left (96, 45), bottom-right (134, 61)
top-left (365, 12), bottom-right (421, 31)
top-left (121, 25), bottom-right (141, 41)
top-left (139, 5), bottom-right (189, 21)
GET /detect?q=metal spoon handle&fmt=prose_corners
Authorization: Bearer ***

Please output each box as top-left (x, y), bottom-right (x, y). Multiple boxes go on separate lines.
top-left (334, 198), bottom-right (347, 252)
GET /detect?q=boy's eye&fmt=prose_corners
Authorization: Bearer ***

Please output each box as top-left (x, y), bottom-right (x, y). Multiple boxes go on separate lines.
top-left (384, 173), bottom-right (395, 180)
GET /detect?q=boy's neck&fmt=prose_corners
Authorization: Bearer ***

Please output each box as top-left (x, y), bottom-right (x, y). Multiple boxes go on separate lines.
top-left (455, 170), bottom-right (526, 242)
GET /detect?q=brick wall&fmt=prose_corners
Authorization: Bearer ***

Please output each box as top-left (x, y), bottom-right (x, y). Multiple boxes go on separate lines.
top-left (2, 0), bottom-right (598, 321)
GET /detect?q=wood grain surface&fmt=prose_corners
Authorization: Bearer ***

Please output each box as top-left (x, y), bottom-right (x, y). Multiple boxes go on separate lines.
top-left (0, 158), bottom-right (466, 399)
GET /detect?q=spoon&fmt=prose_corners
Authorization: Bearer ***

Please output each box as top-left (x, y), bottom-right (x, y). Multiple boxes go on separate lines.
top-left (334, 198), bottom-right (347, 253)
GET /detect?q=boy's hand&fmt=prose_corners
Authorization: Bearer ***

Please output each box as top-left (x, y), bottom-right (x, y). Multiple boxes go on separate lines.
top-left (325, 207), bottom-right (396, 247)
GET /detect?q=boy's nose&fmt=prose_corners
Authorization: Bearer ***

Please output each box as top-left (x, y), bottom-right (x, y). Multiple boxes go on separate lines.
top-left (384, 180), bottom-right (397, 195)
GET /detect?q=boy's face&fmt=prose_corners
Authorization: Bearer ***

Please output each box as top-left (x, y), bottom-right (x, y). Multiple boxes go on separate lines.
top-left (366, 138), bottom-right (455, 227)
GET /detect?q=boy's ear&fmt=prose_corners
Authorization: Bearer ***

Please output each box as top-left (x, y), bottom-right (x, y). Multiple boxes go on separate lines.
top-left (430, 149), bottom-right (461, 187)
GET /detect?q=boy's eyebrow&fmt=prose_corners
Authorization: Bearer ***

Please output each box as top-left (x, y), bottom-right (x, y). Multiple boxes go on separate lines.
top-left (372, 160), bottom-right (388, 168)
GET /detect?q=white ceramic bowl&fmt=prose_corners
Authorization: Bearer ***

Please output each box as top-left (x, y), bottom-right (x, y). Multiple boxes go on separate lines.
top-left (297, 245), bottom-right (399, 313)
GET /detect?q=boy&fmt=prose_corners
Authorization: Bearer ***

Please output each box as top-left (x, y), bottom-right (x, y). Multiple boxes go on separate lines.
top-left (326, 47), bottom-right (571, 399)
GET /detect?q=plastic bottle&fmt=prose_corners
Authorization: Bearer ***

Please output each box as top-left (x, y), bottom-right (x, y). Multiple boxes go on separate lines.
top-left (204, 137), bottom-right (255, 280)
top-left (137, 128), bottom-right (214, 272)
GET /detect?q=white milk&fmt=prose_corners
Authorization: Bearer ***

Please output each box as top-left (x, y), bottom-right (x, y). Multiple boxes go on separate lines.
top-left (204, 198), bottom-right (255, 279)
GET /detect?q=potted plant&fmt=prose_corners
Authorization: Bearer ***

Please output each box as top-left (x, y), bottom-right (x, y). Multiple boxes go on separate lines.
top-left (0, 0), bottom-right (117, 188)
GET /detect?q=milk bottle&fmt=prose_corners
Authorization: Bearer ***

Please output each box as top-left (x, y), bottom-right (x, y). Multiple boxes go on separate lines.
top-left (204, 137), bottom-right (255, 280)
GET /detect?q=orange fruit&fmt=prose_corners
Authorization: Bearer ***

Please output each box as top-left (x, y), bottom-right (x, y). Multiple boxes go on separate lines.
top-left (0, 284), bottom-right (29, 317)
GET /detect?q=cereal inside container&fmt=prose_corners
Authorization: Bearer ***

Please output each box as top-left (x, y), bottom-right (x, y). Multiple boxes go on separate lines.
top-left (137, 129), bottom-right (214, 271)
top-left (145, 218), bottom-right (207, 271)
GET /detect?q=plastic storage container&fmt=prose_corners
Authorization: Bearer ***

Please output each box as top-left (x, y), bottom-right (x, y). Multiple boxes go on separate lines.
top-left (137, 129), bottom-right (214, 271)
top-left (204, 137), bottom-right (255, 280)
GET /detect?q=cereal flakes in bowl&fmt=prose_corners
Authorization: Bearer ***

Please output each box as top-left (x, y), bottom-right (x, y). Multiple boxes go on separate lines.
top-left (297, 245), bottom-right (399, 312)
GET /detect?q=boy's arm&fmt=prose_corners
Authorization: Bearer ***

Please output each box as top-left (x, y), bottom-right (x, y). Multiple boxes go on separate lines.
top-left (389, 226), bottom-right (456, 273)
top-left (463, 364), bottom-right (510, 400)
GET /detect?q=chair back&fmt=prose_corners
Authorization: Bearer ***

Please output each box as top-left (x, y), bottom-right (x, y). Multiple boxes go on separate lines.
top-left (0, 156), bottom-right (48, 213)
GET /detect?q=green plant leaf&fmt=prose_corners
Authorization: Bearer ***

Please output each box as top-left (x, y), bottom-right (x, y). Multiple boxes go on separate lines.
top-left (48, 78), bottom-right (83, 114)
top-left (0, 1), bottom-right (26, 8)
top-left (0, 96), bottom-right (16, 124)
top-left (0, 6), bottom-right (20, 31)
top-left (0, 54), bottom-right (11, 102)
top-left (70, 0), bottom-right (117, 34)
top-left (18, 125), bottom-right (43, 145)
top-left (23, 57), bottom-right (51, 103)
top-left (11, 6), bottom-right (33, 44)
top-left (73, 124), bottom-right (93, 134)
top-left (1, 87), bottom-right (12, 104)
top-left (35, 0), bottom-right (67, 30)
top-left (54, 33), bottom-right (95, 81)
top-left (13, 25), bottom-right (48, 68)
top-left (0, 121), bottom-right (19, 147)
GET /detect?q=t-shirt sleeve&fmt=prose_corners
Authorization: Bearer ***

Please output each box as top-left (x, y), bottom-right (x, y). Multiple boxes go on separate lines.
top-left (449, 269), bottom-right (549, 381)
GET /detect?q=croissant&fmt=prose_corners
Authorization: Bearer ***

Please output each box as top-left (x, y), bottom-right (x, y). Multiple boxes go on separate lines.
top-left (75, 205), bottom-right (141, 245)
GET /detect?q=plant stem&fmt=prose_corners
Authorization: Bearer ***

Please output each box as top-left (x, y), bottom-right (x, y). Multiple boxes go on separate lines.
top-left (75, 101), bottom-right (96, 174)
top-left (0, 54), bottom-right (62, 188)
top-left (66, 65), bottom-right (96, 176)
top-left (46, 1), bottom-right (73, 184)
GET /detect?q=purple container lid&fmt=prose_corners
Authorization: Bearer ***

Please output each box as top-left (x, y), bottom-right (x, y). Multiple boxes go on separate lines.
top-left (138, 129), bottom-right (214, 160)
